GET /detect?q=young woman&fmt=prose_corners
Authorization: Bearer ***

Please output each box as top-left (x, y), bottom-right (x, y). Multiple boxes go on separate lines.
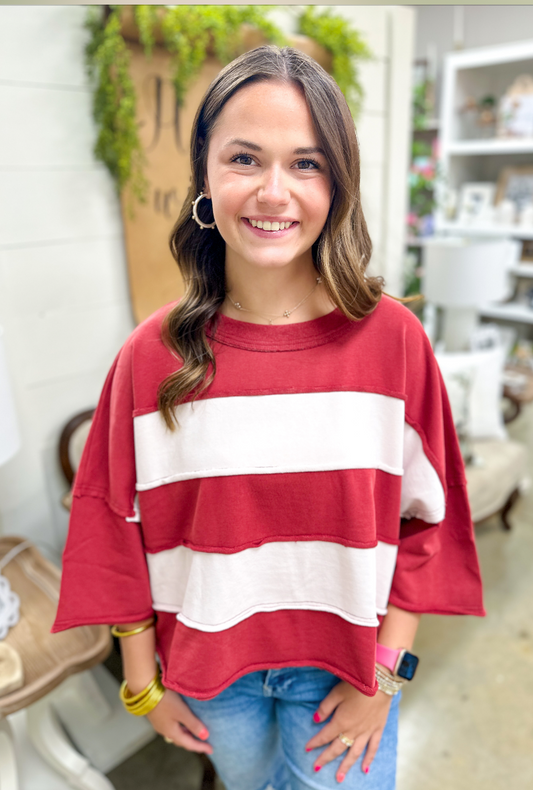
top-left (53, 46), bottom-right (484, 789)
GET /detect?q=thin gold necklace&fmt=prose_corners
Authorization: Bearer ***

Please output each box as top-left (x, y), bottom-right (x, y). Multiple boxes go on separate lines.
top-left (226, 276), bottom-right (322, 325)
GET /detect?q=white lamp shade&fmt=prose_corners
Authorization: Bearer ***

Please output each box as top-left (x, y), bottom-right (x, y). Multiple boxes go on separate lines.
top-left (0, 326), bottom-right (21, 465)
top-left (423, 237), bottom-right (519, 307)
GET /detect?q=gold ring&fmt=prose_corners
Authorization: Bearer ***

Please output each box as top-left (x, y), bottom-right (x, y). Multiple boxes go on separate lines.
top-left (164, 736), bottom-right (174, 744)
top-left (338, 733), bottom-right (355, 748)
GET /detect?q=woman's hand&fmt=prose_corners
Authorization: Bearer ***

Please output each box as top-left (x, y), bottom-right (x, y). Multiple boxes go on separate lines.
top-left (146, 688), bottom-right (214, 756)
top-left (305, 681), bottom-right (392, 781)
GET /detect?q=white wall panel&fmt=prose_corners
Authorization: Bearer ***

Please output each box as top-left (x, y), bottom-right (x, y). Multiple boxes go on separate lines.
top-left (0, 237), bottom-right (129, 317)
top-left (0, 6), bottom-right (132, 548)
top-left (0, 6), bottom-right (89, 87)
top-left (0, 170), bottom-right (122, 248)
top-left (357, 113), bottom-right (386, 169)
top-left (332, 5), bottom-right (389, 60)
top-left (358, 59), bottom-right (388, 115)
top-left (0, 86), bottom-right (95, 167)
top-left (10, 302), bottom-right (132, 388)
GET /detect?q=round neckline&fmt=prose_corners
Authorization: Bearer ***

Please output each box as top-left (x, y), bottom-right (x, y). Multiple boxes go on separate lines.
top-left (206, 307), bottom-right (355, 352)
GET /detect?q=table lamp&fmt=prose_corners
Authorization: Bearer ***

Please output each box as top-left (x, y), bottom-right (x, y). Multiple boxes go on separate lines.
top-left (422, 237), bottom-right (520, 351)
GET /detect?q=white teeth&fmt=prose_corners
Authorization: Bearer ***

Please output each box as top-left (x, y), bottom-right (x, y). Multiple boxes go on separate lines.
top-left (250, 219), bottom-right (293, 231)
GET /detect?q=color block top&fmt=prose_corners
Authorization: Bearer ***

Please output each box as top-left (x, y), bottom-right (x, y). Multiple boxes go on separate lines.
top-left (52, 296), bottom-right (485, 699)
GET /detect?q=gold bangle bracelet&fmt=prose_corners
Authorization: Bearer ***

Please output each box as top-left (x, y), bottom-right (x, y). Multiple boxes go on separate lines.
top-left (120, 675), bottom-right (159, 705)
top-left (111, 618), bottom-right (155, 638)
top-left (119, 671), bottom-right (166, 717)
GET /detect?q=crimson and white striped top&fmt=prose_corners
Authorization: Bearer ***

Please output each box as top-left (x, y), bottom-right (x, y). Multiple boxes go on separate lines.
top-left (53, 296), bottom-right (485, 699)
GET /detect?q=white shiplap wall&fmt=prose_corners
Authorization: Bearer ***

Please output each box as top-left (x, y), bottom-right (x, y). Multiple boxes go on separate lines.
top-left (0, 5), bottom-right (414, 554)
top-left (0, 6), bottom-right (135, 550)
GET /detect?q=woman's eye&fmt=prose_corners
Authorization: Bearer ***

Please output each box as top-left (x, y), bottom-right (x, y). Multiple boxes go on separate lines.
top-left (296, 159), bottom-right (320, 171)
top-left (232, 154), bottom-right (254, 166)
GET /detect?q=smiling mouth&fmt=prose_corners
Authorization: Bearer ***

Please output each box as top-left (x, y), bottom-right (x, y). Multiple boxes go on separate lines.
top-left (244, 218), bottom-right (296, 231)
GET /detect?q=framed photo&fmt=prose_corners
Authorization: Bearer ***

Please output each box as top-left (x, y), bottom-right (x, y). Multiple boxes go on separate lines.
top-left (496, 166), bottom-right (533, 213)
top-left (458, 182), bottom-right (496, 224)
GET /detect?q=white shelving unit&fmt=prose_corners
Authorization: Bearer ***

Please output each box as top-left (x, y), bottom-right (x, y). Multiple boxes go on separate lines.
top-left (436, 39), bottom-right (533, 328)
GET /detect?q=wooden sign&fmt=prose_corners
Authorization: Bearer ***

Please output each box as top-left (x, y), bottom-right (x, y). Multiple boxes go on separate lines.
top-left (117, 8), bottom-right (331, 324)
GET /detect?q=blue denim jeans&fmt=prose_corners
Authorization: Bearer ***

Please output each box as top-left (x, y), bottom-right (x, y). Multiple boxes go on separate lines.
top-left (182, 667), bottom-right (399, 790)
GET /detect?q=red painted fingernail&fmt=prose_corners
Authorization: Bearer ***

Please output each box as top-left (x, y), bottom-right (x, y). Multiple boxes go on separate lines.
top-left (306, 747), bottom-right (312, 752)
top-left (338, 773), bottom-right (346, 783)
top-left (313, 712), bottom-right (321, 723)
top-left (314, 765), bottom-right (322, 772)
top-left (198, 728), bottom-right (209, 740)
top-left (364, 765), bottom-right (370, 774)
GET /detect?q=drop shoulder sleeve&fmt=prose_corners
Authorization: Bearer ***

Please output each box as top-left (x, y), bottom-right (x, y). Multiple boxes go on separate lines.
top-left (52, 338), bottom-right (154, 632)
top-left (389, 318), bottom-right (486, 617)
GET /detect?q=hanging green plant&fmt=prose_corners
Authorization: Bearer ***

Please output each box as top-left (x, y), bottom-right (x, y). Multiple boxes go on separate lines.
top-left (83, 5), bottom-right (372, 215)
top-left (297, 7), bottom-right (372, 118)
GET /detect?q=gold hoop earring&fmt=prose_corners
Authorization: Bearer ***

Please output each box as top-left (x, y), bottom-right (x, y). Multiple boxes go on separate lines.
top-left (191, 193), bottom-right (216, 230)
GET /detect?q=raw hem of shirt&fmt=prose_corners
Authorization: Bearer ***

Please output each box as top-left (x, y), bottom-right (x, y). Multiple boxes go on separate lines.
top-left (388, 594), bottom-right (486, 617)
top-left (144, 534), bottom-right (381, 554)
top-left (136, 460), bottom-right (403, 491)
top-left (150, 603), bottom-right (380, 629)
top-left (174, 604), bottom-right (380, 630)
top-left (160, 657), bottom-right (378, 701)
top-left (51, 610), bottom-right (155, 633)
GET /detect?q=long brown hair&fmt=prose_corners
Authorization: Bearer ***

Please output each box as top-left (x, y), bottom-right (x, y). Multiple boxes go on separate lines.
top-left (159, 45), bottom-right (383, 429)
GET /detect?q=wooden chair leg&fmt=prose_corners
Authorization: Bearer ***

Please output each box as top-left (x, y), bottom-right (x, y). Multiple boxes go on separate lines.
top-left (0, 717), bottom-right (19, 790)
top-left (501, 487), bottom-right (520, 531)
top-left (199, 752), bottom-right (217, 790)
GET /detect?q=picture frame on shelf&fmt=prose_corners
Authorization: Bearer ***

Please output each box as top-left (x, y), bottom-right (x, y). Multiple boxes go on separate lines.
top-left (496, 166), bottom-right (533, 215)
top-left (458, 182), bottom-right (496, 225)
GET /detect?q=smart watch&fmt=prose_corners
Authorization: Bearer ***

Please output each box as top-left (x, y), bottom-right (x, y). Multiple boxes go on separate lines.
top-left (376, 643), bottom-right (419, 681)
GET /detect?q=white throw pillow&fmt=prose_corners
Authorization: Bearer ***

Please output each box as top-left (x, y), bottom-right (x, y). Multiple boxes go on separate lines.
top-left (435, 345), bottom-right (507, 441)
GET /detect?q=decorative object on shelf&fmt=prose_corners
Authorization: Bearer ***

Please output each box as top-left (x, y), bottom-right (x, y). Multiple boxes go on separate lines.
top-left (457, 182), bottom-right (496, 226)
top-left (496, 74), bottom-right (533, 138)
top-left (514, 278), bottom-right (533, 308)
top-left (442, 187), bottom-right (458, 221)
top-left (459, 94), bottom-right (497, 139)
top-left (422, 236), bottom-right (520, 352)
top-left (521, 239), bottom-right (533, 262)
top-left (519, 202), bottom-right (533, 229)
top-left (495, 198), bottom-right (518, 226)
top-left (496, 166), bottom-right (533, 218)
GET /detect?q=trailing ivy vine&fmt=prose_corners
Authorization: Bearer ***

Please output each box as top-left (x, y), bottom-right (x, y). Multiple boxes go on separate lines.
top-left (297, 7), bottom-right (371, 118)
top-left (83, 5), bottom-right (372, 215)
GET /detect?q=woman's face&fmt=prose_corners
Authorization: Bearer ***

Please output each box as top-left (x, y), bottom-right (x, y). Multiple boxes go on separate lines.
top-left (204, 80), bottom-right (333, 276)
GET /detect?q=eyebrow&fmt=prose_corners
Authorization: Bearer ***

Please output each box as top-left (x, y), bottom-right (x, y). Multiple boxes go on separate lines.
top-left (225, 138), bottom-right (325, 156)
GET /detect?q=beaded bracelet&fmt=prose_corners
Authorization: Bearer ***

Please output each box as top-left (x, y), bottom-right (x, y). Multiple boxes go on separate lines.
top-left (119, 670), bottom-right (166, 716)
top-left (375, 665), bottom-right (404, 696)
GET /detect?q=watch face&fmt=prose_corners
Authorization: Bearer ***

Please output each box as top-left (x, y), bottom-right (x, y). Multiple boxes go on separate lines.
top-left (397, 652), bottom-right (419, 680)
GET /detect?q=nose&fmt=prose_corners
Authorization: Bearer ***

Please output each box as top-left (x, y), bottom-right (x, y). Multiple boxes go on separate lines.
top-left (257, 164), bottom-right (290, 207)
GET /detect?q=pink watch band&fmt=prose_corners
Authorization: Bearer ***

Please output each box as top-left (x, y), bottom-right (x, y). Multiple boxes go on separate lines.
top-left (376, 643), bottom-right (401, 673)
